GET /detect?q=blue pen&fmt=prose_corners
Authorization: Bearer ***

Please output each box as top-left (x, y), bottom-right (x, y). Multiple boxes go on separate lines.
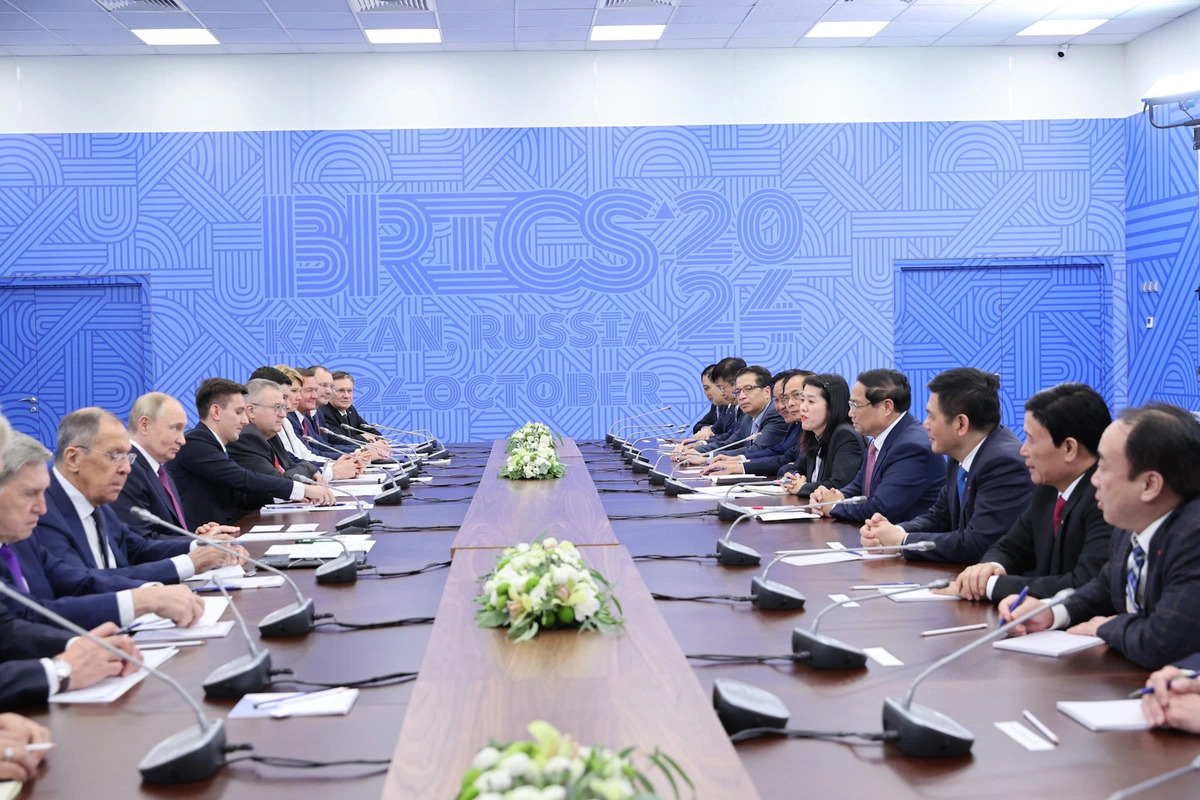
top-left (1128, 670), bottom-right (1200, 698)
top-left (1000, 587), bottom-right (1029, 628)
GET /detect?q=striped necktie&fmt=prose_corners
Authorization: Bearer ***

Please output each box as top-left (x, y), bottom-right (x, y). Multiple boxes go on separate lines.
top-left (1125, 532), bottom-right (1147, 614)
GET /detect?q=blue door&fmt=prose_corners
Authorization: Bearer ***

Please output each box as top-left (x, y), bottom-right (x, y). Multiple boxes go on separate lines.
top-left (895, 260), bottom-right (1111, 438)
top-left (0, 279), bottom-right (152, 446)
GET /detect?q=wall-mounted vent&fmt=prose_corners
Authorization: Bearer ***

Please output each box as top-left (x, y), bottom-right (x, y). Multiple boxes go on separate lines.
top-left (599, 0), bottom-right (677, 7)
top-left (352, 0), bottom-right (435, 11)
top-left (94, 0), bottom-right (184, 11)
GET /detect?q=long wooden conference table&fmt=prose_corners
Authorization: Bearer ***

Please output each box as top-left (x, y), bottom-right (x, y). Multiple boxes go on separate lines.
top-left (12, 438), bottom-right (1200, 799)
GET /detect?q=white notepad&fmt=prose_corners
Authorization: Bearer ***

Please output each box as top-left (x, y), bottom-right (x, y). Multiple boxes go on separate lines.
top-left (50, 647), bottom-right (177, 704)
top-left (882, 588), bottom-right (961, 603)
top-left (757, 510), bottom-right (821, 522)
top-left (1057, 699), bottom-right (1150, 731)
top-left (228, 688), bottom-right (360, 720)
top-left (186, 564), bottom-right (251, 583)
top-left (237, 530), bottom-right (332, 543)
top-left (993, 630), bottom-right (1104, 657)
top-left (130, 597), bottom-right (234, 642)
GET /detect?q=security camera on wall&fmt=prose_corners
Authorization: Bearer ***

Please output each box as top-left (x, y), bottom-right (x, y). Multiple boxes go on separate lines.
top-left (1057, 44), bottom-right (1069, 58)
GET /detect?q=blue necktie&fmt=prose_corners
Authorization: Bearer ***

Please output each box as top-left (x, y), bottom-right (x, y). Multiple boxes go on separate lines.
top-left (1126, 533), bottom-right (1146, 613)
top-left (956, 466), bottom-right (968, 505)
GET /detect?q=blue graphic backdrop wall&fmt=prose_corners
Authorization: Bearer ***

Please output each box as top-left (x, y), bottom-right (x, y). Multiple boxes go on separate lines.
top-left (0, 120), bottom-right (1133, 440)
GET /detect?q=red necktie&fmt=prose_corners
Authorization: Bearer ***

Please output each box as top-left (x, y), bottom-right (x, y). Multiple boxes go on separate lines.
top-left (1052, 496), bottom-right (1066, 537)
top-left (863, 441), bottom-right (878, 496)
top-left (273, 454), bottom-right (284, 474)
top-left (302, 418), bottom-right (311, 437)
top-left (157, 465), bottom-right (188, 531)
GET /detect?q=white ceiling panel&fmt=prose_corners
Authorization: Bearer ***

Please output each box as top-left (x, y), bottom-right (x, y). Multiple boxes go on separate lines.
top-left (440, 12), bottom-right (517, 28)
top-left (516, 25), bottom-right (588, 40)
top-left (728, 36), bottom-right (803, 48)
top-left (656, 37), bottom-right (731, 47)
top-left (864, 36), bottom-right (941, 46)
top-left (660, 23), bottom-right (740, 39)
top-left (669, 6), bottom-right (751, 25)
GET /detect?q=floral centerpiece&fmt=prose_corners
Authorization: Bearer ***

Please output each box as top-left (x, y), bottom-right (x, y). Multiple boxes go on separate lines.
top-left (500, 422), bottom-right (565, 480)
top-left (458, 720), bottom-right (692, 800)
top-left (475, 538), bottom-right (624, 642)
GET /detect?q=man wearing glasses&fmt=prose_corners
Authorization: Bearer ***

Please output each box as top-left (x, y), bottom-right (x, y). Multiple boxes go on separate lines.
top-left (696, 366), bottom-right (789, 459)
top-left (33, 408), bottom-right (242, 584)
top-left (809, 368), bottom-right (945, 525)
top-left (319, 371), bottom-right (386, 449)
top-left (228, 379), bottom-right (324, 484)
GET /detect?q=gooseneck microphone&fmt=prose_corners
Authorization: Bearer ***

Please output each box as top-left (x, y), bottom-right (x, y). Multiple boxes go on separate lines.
top-left (663, 433), bottom-right (759, 496)
top-left (301, 433), bottom-right (347, 458)
top-left (201, 582), bottom-right (272, 697)
top-left (607, 405), bottom-right (672, 445)
top-left (1107, 755), bottom-right (1200, 800)
top-left (715, 496), bottom-right (867, 566)
top-left (131, 508), bottom-right (315, 637)
top-left (770, 538), bottom-right (933, 558)
top-left (0, 581), bottom-right (226, 784)
top-left (792, 579), bottom-right (950, 669)
top-left (883, 588), bottom-right (1075, 757)
top-left (291, 478), bottom-right (370, 579)
top-left (296, 470), bottom-right (375, 534)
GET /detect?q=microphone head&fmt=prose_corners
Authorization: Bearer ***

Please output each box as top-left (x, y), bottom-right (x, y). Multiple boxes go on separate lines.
top-left (841, 495), bottom-right (867, 505)
top-left (928, 578), bottom-right (951, 589)
top-left (911, 540), bottom-right (937, 552)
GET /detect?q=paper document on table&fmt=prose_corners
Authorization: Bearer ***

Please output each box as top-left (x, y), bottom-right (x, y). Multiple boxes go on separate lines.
top-left (238, 530), bottom-right (332, 543)
top-left (757, 510), bottom-right (820, 522)
top-left (265, 539), bottom-right (375, 559)
top-left (259, 501), bottom-right (369, 514)
top-left (1056, 700), bottom-right (1149, 731)
top-left (743, 485), bottom-right (789, 496)
top-left (247, 524), bottom-right (284, 533)
top-left (50, 648), bottom-right (177, 704)
top-left (134, 622), bottom-right (234, 642)
top-left (675, 491), bottom-right (720, 501)
top-left (994, 721), bottom-right (1054, 751)
top-left (340, 483), bottom-right (386, 497)
top-left (993, 630), bottom-right (1104, 657)
top-left (132, 597), bottom-right (228, 629)
top-left (332, 475), bottom-right (384, 485)
top-left (228, 688), bottom-right (360, 720)
top-left (881, 588), bottom-right (960, 603)
top-left (287, 523), bottom-right (320, 532)
top-left (186, 565), bottom-right (250, 583)
top-left (781, 552), bottom-right (860, 567)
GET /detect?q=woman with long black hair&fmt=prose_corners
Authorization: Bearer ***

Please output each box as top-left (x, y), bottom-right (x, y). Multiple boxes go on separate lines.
top-left (781, 372), bottom-right (865, 498)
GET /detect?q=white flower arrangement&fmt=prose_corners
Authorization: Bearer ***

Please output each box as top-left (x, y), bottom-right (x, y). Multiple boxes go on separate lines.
top-left (475, 538), bottom-right (623, 642)
top-left (500, 422), bottom-right (565, 480)
top-left (457, 721), bottom-right (692, 800)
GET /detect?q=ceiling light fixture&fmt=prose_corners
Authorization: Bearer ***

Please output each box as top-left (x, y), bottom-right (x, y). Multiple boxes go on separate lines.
top-left (1016, 19), bottom-right (1106, 36)
top-left (806, 21), bottom-right (890, 38)
top-left (590, 25), bottom-right (666, 41)
top-left (364, 28), bottom-right (442, 44)
top-left (131, 28), bottom-right (219, 46)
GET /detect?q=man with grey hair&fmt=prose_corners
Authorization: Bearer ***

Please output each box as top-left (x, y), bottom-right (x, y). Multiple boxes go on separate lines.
top-left (112, 392), bottom-right (242, 541)
top-left (0, 427), bottom-right (205, 630)
top-left (0, 414), bottom-right (144, 716)
top-left (33, 408), bottom-right (242, 586)
top-left (228, 379), bottom-right (323, 483)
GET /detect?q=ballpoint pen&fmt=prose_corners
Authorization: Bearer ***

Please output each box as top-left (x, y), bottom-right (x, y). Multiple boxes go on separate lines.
top-left (1128, 669), bottom-right (1200, 698)
top-left (253, 686), bottom-right (349, 710)
top-left (1000, 586), bottom-right (1029, 627)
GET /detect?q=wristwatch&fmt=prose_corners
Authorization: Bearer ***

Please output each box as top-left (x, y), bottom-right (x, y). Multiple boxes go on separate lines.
top-left (52, 658), bottom-right (72, 693)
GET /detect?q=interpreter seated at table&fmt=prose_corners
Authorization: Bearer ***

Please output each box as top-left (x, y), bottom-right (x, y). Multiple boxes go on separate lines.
top-left (808, 368), bottom-right (944, 525)
top-left (936, 382), bottom-right (1114, 601)
top-left (779, 373), bottom-right (864, 497)
top-left (1001, 404), bottom-right (1200, 670)
top-left (858, 368), bottom-right (1032, 564)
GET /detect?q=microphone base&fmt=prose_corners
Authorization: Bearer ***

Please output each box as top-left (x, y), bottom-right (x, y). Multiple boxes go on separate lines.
top-left (716, 501), bottom-right (746, 522)
top-left (315, 554), bottom-right (359, 584)
top-left (631, 458), bottom-right (650, 474)
top-left (882, 697), bottom-right (974, 758)
top-left (712, 678), bottom-right (790, 735)
top-left (374, 485), bottom-right (404, 506)
top-left (750, 577), bottom-right (806, 610)
top-left (647, 468), bottom-right (668, 486)
top-left (139, 719), bottom-right (226, 784)
top-left (203, 651), bottom-right (272, 697)
top-left (605, 434), bottom-right (615, 445)
top-left (715, 539), bottom-right (762, 567)
top-left (664, 478), bottom-right (695, 497)
top-left (790, 630), bottom-right (868, 670)
top-left (381, 473), bottom-right (411, 491)
top-left (335, 511), bottom-right (374, 533)
top-left (258, 598), bottom-right (316, 638)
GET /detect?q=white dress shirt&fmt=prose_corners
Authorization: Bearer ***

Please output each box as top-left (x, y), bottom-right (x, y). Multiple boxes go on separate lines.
top-left (985, 471), bottom-right (1087, 600)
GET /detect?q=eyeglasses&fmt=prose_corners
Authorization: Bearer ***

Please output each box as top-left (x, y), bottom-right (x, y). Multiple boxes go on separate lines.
top-left (250, 403), bottom-right (288, 415)
top-left (317, 382), bottom-right (333, 390)
top-left (782, 391), bottom-right (805, 403)
top-left (731, 386), bottom-right (767, 399)
top-left (333, 388), bottom-right (354, 395)
top-left (79, 447), bottom-right (137, 466)
top-left (848, 399), bottom-right (881, 410)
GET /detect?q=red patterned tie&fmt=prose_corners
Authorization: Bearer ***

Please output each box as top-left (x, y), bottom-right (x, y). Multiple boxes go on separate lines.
top-left (862, 441), bottom-right (878, 496)
top-left (157, 465), bottom-right (188, 530)
top-left (1052, 496), bottom-right (1066, 537)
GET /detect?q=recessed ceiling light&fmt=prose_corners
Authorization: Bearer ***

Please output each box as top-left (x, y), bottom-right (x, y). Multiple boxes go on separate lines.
top-left (131, 28), bottom-right (219, 46)
top-left (590, 24), bottom-right (666, 41)
top-left (806, 21), bottom-right (890, 39)
top-left (365, 28), bottom-right (442, 44)
top-left (1016, 19), bottom-right (1106, 36)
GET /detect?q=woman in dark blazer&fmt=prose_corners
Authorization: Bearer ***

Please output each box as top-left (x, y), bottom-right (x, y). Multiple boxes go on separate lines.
top-left (782, 373), bottom-right (865, 497)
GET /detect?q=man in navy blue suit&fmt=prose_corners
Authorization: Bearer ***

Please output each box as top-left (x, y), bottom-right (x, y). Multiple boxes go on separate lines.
top-left (0, 415), bottom-right (142, 713)
top-left (1004, 404), bottom-right (1200, 670)
top-left (704, 369), bottom-right (810, 476)
top-left (810, 368), bottom-right (945, 525)
top-left (0, 429), bottom-right (204, 631)
top-left (675, 357), bottom-right (745, 455)
top-left (228, 379), bottom-right (323, 483)
top-left (35, 408), bottom-right (242, 584)
top-left (289, 368), bottom-right (359, 458)
top-left (859, 368), bottom-right (1033, 563)
top-left (168, 377), bottom-right (336, 526)
top-left (113, 392), bottom-right (246, 541)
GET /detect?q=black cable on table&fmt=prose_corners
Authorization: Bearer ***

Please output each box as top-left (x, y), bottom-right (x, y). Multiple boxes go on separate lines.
top-left (267, 668), bottom-right (418, 689)
top-left (313, 612), bottom-right (435, 630)
top-left (730, 728), bottom-right (898, 745)
top-left (359, 560), bottom-right (452, 579)
top-left (631, 553), bottom-right (716, 562)
top-left (650, 592), bottom-right (753, 604)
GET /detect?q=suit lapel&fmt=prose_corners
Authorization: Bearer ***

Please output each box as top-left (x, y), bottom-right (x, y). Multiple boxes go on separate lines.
top-left (47, 472), bottom-right (99, 568)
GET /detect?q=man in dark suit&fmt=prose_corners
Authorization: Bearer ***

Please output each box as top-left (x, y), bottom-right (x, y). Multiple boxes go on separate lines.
top-left (289, 368), bottom-right (358, 457)
top-left (676, 357), bottom-right (745, 454)
top-left (113, 392), bottom-right (244, 540)
top-left (859, 368), bottom-right (1033, 563)
top-left (704, 369), bottom-right (808, 475)
top-left (938, 383), bottom-right (1115, 601)
top-left (320, 370), bottom-right (383, 443)
top-left (0, 430), bottom-right (204, 630)
top-left (168, 377), bottom-right (335, 527)
top-left (34, 408), bottom-right (241, 585)
top-left (691, 364), bottom-right (719, 436)
top-left (696, 366), bottom-right (788, 461)
top-left (1003, 403), bottom-right (1200, 670)
top-left (810, 368), bottom-right (945, 525)
top-left (228, 378), bottom-right (322, 483)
